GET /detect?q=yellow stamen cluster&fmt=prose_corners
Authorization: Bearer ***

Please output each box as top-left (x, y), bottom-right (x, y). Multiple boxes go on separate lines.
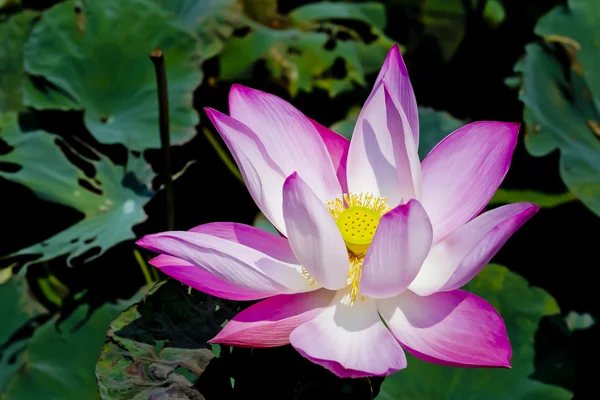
top-left (325, 193), bottom-right (390, 305)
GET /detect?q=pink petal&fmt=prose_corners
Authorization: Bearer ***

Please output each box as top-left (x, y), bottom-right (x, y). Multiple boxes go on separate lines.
top-left (409, 203), bottom-right (538, 296)
top-left (205, 108), bottom-right (287, 234)
top-left (209, 289), bottom-right (335, 347)
top-left (420, 121), bottom-right (519, 243)
top-left (229, 85), bottom-right (341, 202)
top-left (149, 255), bottom-right (268, 301)
top-left (360, 199), bottom-right (432, 299)
top-left (189, 222), bottom-right (297, 264)
top-left (346, 82), bottom-right (421, 207)
top-left (371, 44), bottom-right (419, 144)
top-left (309, 117), bottom-right (349, 193)
top-left (137, 229), bottom-right (311, 295)
top-left (377, 289), bottom-right (511, 367)
top-left (282, 173), bottom-right (349, 290)
top-left (290, 290), bottom-right (407, 378)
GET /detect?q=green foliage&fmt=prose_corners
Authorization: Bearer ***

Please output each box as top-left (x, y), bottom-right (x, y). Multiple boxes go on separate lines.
top-left (96, 281), bottom-right (242, 399)
top-left (23, 0), bottom-right (203, 151)
top-left (419, 0), bottom-right (505, 60)
top-left (516, 0), bottom-right (600, 217)
top-left (0, 286), bottom-right (145, 400)
top-left (378, 264), bottom-right (572, 400)
top-left (220, 1), bottom-right (398, 97)
top-left (152, 0), bottom-right (243, 60)
top-left (0, 11), bottom-right (36, 113)
top-left (0, 275), bottom-right (45, 390)
top-left (0, 114), bottom-right (153, 268)
top-left (489, 189), bottom-right (576, 208)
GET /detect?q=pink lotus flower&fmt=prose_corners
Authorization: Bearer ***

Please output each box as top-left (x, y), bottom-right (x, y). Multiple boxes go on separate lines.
top-left (137, 45), bottom-right (538, 378)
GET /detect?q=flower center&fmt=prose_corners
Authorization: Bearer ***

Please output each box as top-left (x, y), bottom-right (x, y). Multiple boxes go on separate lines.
top-left (326, 193), bottom-right (390, 304)
top-left (336, 206), bottom-right (382, 255)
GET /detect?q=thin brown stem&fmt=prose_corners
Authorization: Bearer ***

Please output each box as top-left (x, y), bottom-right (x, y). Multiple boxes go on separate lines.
top-left (150, 49), bottom-right (174, 231)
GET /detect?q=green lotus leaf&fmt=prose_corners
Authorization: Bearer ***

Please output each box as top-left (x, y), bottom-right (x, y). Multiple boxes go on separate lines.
top-left (23, 0), bottom-right (203, 151)
top-left (515, 0), bottom-right (600, 217)
top-left (0, 11), bottom-right (37, 113)
top-left (378, 264), bottom-right (572, 400)
top-left (0, 274), bottom-right (46, 391)
top-left (95, 280), bottom-right (243, 399)
top-left (220, 2), bottom-right (397, 97)
top-left (152, 0), bottom-right (243, 60)
top-left (1, 289), bottom-right (144, 399)
top-left (0, 113), bottom-right (153, 268)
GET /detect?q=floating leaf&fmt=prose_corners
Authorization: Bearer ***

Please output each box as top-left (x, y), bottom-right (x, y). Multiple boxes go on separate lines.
top-left (515, 0), bottom-right (600, 216)
top-left (378, 264), bottom-right (572, 400)
top-left (0, 11), bottom-right (37, 113)
top-left (96, 281), bottom-right (242, 399)
top-left (96, 280), bottom-right (380, 399)
top-left (152, 0), bottom-right (243, 60)
top-left (23, 0), bottom-right (203, 151)
top-left (1, 291), bottom-right (144, 399)
top-left (0, 275), bottom-right (45, 391)
top-left (0, 114), bottom-right (153, 268)
top-left (220, 2), bottom-right (398, 97)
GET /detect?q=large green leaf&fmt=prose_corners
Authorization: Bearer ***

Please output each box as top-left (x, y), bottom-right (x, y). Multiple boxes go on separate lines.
top-left (0, 291), bottom-right (145, 400)
top-left (0, 274), bottom-right (46, 391)
top-left (152, 0), bottom-right (243, 60)
top-left (96, 280), bottom-right (243, 399)
top-left (0, 11), bottom-right (37, 113)
top-left (0, 113), bottom-right (153, 268)
top-left (515, 0), bottom-right (600, 217)
top-left (378, 264), bottom-right (572, 400)
top-left (220, 2), bottom-right (398, 97)
top-left (23, 0), bottom-right (203, 151)
top-left (96, 280), bottom-right (381, 399)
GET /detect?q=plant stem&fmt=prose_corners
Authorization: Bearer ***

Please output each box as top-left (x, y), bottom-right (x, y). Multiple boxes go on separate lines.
top-left (150, 49), bottom-right (174, 231)
top-left (134, 249), bottom-right (153, 285)
top-left (202, 127), bottom-right (244, 184)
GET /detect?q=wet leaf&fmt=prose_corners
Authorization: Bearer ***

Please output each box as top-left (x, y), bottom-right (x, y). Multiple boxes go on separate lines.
top-left (0, 11), bottom-right (37, 113)
top-left (516, 0), bottom-right (600, 217)
top-left (1, 291), bottom-right (145, 400)
top-left (96, 280), bottom-right (242, 399)
top-left (0, 274), bottom-right (45, 391)
top-left (96, 280), bottom-right (380, 399)
top-left (23, 0), bottom-right (203, 151)
top-left (378, 264), bottom-right (572, 400)
top-left (152, 0), bottom-right (243, 60)
top-left (220, 2), bottom-right (398, 97)
top-left (0, 114), bottom-right (154, 268)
